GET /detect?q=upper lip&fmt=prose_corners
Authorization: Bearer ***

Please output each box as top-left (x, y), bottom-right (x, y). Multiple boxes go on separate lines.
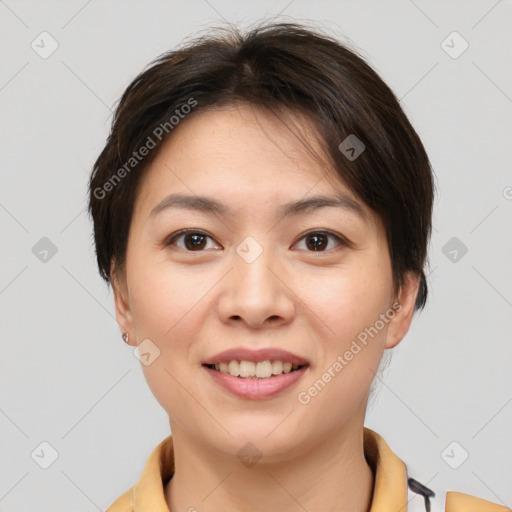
top-left (202, 347), bottom-right (309, 366)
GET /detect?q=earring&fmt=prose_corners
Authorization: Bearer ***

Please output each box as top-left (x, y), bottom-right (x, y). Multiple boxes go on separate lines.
top-left (122, 332), bottom-right (129, 344)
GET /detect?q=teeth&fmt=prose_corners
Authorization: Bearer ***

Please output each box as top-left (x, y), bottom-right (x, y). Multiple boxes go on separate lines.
top-left (210, 360), bottom-right (303, 379)
top-left (239, 360), bottom-right (256, 377)
top-left (228, 360), bottom-right (240, 377)
top-left (256, 360), bottom-right (272, 378)
top-left (272, 360), bottom-right (283, 375)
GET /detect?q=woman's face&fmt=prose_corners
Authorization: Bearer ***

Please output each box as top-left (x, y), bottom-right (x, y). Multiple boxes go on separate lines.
top-left (112, 103), bottom-right (419, 458)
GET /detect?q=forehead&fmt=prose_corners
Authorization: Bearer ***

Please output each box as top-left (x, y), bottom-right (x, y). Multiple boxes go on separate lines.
top-left (157, 102), bottom-right (328, 172)
top-left (133, 103), bottom-right (378, 229)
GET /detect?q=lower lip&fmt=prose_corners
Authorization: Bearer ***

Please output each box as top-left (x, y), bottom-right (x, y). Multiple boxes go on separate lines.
top-left (203, 365), bottom-right (309, 400)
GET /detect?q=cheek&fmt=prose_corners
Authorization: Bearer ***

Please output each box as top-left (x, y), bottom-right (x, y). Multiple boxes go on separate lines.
top-left (296, 253), bottom-right (393, 345)
top-left (128, 256), bottom-right (210, 341)
top-left (295, 268), bottom-right (391, 418)
top-left (127, 261), bottom-right (211, 414)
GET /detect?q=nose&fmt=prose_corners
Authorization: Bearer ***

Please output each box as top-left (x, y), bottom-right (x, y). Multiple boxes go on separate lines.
top-left (217, 243), bottom-right (295, 330)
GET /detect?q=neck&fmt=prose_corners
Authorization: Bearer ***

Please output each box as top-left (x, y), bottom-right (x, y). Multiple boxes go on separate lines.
top-left (165, 424), bottom-right (375, 512)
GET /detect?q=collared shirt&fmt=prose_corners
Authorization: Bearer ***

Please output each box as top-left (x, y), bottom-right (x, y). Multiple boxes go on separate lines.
top-left (106, 427), bottom-right (509, 512)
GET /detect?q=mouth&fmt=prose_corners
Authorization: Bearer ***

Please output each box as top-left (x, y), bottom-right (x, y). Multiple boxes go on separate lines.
top-left (202, 361), bottom-right (309, 379)
top-left (202, 361), bottom-right (310, 400)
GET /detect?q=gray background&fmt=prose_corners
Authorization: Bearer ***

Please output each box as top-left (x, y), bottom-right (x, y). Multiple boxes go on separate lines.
top-left (1, 0), bottom-right (511, 510)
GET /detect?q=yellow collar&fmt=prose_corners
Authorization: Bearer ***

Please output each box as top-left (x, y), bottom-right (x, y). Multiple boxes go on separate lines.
top-left (118, 427), bottom-right (508, 512)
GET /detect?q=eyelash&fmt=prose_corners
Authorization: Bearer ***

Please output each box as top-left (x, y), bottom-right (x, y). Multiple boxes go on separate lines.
top-left (164, 229), bottom-right (349, 253)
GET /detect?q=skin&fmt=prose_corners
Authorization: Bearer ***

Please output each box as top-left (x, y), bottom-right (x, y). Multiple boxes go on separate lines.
top-left (111, 102), bottom-right (420, 512)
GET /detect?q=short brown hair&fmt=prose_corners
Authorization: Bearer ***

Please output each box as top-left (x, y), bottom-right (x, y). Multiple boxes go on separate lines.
top-left (88, 21), bottom-right (435, 312)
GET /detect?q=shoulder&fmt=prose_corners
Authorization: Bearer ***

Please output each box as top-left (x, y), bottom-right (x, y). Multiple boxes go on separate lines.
top-left (364, 428), bottom-right (509, 512)
top-left (445, 491), bottom-right (511, 512)
top-left (407, 479), bottom-right (510, 512)
top-left (105, 487), bottom-right (134, 512)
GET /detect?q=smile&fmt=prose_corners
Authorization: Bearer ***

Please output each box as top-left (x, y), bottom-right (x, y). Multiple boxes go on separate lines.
top-left (202, 362), bottom-right (309, 400)
top-left (203, 360), bottom-right (307, 379)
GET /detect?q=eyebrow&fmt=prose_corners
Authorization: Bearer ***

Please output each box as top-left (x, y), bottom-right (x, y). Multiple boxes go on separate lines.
top-left (149, 192), bottom-right (370, 224)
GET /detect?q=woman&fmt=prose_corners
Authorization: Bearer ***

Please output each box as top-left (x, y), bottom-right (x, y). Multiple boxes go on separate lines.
top-left (88, 22), bottom-right (508, 512)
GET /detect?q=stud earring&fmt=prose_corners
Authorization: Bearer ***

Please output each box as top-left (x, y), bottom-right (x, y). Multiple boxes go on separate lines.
top-left (122, 332), bottom-right (129, 344)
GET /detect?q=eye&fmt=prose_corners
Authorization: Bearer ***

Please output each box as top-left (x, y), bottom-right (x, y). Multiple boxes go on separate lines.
top-left (165, 229), bottom-right (221, 251)
top-left (294, 230), bottom-right (348, 252)
top-left (165, 229), bottom-right (348, 253)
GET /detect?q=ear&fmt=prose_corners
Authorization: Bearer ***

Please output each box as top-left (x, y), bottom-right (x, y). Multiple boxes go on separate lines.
top-left (384, 271), bottom-right (421, 349)
top-left (110, 259), bottom-right (135, 346)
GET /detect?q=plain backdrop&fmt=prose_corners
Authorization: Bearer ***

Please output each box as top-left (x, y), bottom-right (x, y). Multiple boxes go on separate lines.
top-left (0, 0), bottom-right (511, 510)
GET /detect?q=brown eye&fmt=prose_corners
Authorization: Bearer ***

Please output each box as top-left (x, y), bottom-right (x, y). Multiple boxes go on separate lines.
top-left (166, 230), bottom-right (220, 251)
top-left (295, 231), bottom-right (346, 252)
